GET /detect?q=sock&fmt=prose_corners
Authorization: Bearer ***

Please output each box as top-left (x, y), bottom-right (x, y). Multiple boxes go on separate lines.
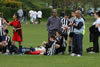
top-left (19, 45), bottom-right (22, 53)
top-left (68, 46), bottom-right (72, 53)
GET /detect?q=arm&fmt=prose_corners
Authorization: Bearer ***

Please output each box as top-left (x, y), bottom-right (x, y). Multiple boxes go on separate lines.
top-left (3, 18), bottom-right (10, 30)
top-left (73, 22), bottom-right (83, 29)
top-left (47, 18), bottom-right (50, 31)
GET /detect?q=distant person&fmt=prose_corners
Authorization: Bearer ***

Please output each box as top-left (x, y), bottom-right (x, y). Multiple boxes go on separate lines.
top-left (23, 8), bottom-right (27, 24)
top-left (33, 11), bottom-right (37, 24)
top-left (47, 9), bottom-right (61, 42)
top-left (17, 9), bottom-right (23, 23)
top-left (37, 10), bottom-right (42, 24)
top-left (29, 10), bottom-right (34, 24)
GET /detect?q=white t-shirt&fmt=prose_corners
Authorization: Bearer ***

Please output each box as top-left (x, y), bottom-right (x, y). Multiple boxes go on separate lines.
top-left (33, 11), bottom-right (37, 19)
top-left (37, 11), bottom-right (42, 18)
top-left (93, 18), bottom-right (100, 32)
top-left (17, 9), bottom-right (23, 17)
top-left (29, 10), bottom-right (34, 18)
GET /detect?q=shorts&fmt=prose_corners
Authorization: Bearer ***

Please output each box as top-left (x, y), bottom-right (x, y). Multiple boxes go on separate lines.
top-left (12, 30), bottom-right (23, 42)
top-left (69, 32), bottom-right (74, 38)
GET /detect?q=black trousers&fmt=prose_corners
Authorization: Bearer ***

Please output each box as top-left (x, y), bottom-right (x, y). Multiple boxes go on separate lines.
top-left (72, 34), bottom-right (83, 55)
top-left (93, 34), bottom-right (99, 52)
top-left (89, 25), bottom-right (100, 52)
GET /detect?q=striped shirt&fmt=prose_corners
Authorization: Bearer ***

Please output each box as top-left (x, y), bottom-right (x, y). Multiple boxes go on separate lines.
top-left (61, 18), bottom-right (69, 26)
top-left (0, 18), bottom-right (5, 36)
top-left (47, 41), bottom-right (56, 56)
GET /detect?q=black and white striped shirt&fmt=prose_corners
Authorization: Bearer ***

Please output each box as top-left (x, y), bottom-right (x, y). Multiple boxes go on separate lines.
top-left (61, 18), bottom-right (69, 26)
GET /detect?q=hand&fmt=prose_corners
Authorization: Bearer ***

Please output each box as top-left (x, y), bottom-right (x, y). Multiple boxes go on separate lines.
top-left (13, 28), bottom-right (17, 32)
top-left (69, 22), bottom-right (73, 26)
top-left (73, 23), bottom-right (77, 27)
top-left (96, 24), bottom-right (100, 28)
top-left (42, 41), bottom-right (46, 46)
top-left (67, 27), bottom-right (70, 30)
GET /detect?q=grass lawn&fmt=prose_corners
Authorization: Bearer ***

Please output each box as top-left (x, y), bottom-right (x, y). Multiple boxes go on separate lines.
top-left (0, 16), bottom-right (100, 67)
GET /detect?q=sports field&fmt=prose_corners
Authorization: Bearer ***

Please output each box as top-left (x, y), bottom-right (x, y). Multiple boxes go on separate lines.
top-left (0, 16), bottom-right (100, 67)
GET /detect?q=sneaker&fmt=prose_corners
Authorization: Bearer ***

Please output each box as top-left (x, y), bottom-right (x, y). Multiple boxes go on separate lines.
top-left (77, 54), bottom-right (82, 57)
top-left (71, 53), bottom-right (76, 56)
top-left (88, 51), bottom-right (96, 53)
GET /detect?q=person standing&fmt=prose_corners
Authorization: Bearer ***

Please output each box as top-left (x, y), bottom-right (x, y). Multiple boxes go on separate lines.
top-left (89, 11), bottom-right (100, 53)
top-left (17, 9), bottom-right (23, 23)
top-left (29, 10), bottom-right (34, 24)
top-left (4, 13), bottom-right (23, 54)
top-left (23, 8), bottom-right (27, 24)
top-left (47, 9), bottom-right (61, 42)
top-left (37, 10), bottom-right (42, 24)
top-left (68, 11), bottom-right (76, 54)
top-left (71, 10), bottom-right (85, 57)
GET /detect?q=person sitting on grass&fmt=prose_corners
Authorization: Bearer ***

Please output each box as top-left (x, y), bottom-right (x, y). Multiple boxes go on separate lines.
top-left (55, 30), bottom-right (67, 55)
top-left (42, 35), bottom-right (57, 56)
top-left (0, 29), bottom-right (11, 54)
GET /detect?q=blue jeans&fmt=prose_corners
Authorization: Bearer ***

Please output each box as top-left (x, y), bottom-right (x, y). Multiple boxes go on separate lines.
top-left (72, 34), bottom-right (83, 55)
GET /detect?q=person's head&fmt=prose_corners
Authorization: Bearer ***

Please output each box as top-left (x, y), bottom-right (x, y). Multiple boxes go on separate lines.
top-left (94, 11), bottom-right (100, 19)
top-left (75, 10), bottom-right (81, 18)
top-left (49, 35), bottom-right (56, 42)
top-left (56, 30), bottom-right (62, 37)
top-left (13, 13), bottom-right (19, 20)
top-left (72, 11), bottom-right (76, 17)
top-left (4, 29), bottom-right (9, 36)
top-left (64, 14), bottom-right (69, 19)
top-left (52, 9), bottom-right (57, 17)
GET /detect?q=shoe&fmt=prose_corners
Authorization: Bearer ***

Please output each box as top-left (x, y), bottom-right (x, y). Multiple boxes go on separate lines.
top-left (71, 53), bottom-right (76, 56)
top-left (77, 54), bottom-right (82, 57)
top-left (88, 51), bottom-right (96, 53)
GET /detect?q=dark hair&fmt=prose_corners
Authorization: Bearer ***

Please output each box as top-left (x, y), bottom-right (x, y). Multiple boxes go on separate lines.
top-left (14, 13), bottom-right (19, 19)
top-left (0, 12), bottom-right (3, 18)
top-left (4, 29), bottom-right (9, 33)
top-left (64, 13), bottom-right (68, 16)
top-left (56, 30), bottom-right (62, 35)
top-left (96, 11), bottom-right (100, 17)
top-left (50, 35), bottom-right (56, 40)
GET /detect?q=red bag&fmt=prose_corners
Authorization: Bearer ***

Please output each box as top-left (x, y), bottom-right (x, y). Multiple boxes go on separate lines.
top-left (28, 51), bottom-right (41, 55)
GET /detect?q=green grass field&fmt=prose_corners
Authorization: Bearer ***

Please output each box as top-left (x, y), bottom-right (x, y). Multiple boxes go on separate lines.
top-left (0, 16), bottom-right (100, 67)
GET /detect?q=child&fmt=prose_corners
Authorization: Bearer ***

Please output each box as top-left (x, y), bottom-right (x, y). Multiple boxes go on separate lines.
top-left (4, 13), bottom-right (23, 54)
top-left (42, 35), bottom-right (57, 56)
top-left (37, 10), bottom-right (42, 24)
top-left (61, 14), bottom-right (70, 40)
top-left (68, 11), bottom-right (76, 54)
top-left (0, 29), bottom-right (11, 54)
top-left (55, 30), bottom-right (67, 54)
